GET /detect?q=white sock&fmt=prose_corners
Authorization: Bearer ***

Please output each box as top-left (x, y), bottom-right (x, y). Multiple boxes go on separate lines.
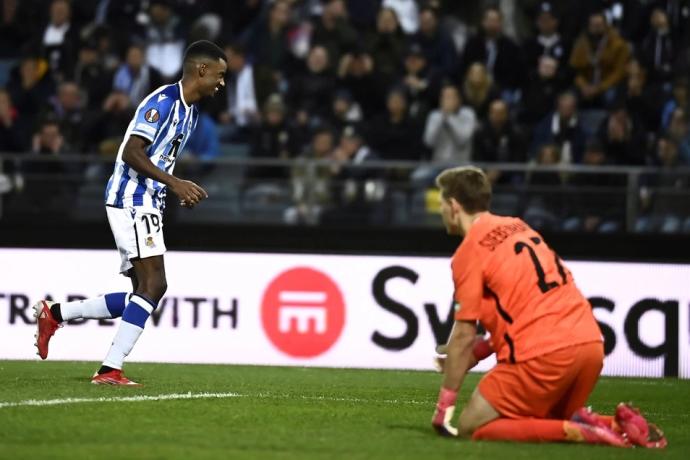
top-left (101, 294), bottom-right (155, 370)
top-left (102, 321), bottom-right (144, 370)
top-left (61, 296), bottom-right (112, 321)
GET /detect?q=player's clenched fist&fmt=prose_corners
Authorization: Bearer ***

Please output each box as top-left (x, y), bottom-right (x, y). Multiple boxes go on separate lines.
top-left (170, 178), bottom-right (208, 208)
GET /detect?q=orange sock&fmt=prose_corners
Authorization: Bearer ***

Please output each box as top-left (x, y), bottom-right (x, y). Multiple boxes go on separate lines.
top-left (472, 419), bottom-right (568, 442)
top-left (471, 418), bottom-right (610, 443)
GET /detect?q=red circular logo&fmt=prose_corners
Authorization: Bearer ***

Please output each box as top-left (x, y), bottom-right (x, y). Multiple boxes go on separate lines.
top-left (261, 267), bottom-right (345, 358)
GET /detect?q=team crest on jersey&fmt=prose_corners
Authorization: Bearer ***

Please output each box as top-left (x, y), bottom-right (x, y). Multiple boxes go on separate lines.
top-left (145, 108), bottom-right (160, 123)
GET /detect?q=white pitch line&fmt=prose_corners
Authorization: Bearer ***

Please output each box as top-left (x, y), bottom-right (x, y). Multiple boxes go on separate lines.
top-left (0, 392), bottom-right (432, 409)
top-left (0, 392), bottom-right (242, 409)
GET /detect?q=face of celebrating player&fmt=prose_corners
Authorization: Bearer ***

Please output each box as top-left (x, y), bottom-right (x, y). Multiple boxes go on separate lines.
top-left (198, 58), bottom-right (228, 98)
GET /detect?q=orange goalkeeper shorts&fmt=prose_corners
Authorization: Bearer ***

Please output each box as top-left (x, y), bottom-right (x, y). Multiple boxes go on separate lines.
top-left (478, 341), bottom-right (604, 420)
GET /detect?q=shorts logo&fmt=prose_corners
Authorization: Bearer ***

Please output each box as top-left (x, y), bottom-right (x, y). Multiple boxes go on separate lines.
top-left (145, 108), bottom-right (160, 123)
top-left (261, 267), bottom-right (345, 358)
top-left (145, 236), bottom-right (155, 248)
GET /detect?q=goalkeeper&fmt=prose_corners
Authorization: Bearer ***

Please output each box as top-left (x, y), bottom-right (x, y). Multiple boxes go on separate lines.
top-left (431, 166), bottom-right (666, 448)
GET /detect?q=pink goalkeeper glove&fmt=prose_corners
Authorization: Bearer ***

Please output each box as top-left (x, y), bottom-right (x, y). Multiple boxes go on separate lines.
top-left (432, 387), bottom-right (458, 436)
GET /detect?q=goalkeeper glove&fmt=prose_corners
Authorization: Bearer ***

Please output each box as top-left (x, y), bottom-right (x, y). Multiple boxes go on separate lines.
top-left (432, 387), bottom-right (458, 436)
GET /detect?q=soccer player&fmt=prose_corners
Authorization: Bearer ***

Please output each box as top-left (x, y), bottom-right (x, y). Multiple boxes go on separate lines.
top-left (431, 166), bottom-right (667, 448)
top-left (33, 40), bottom-right (228, 385)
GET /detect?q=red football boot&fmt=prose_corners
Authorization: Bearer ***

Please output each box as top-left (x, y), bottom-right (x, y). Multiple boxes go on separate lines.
top-left (33, 300), bottom-right (62, 360)
top-left (91, 369), bottom-right (142, 386)
top-left (616, 403), bottom-right (668, 448)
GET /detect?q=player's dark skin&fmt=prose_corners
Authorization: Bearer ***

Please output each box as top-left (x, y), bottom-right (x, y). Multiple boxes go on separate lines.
top-left (121, 56), bottom-right (227, 302)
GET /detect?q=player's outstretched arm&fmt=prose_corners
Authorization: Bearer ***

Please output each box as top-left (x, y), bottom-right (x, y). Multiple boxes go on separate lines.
top-left (432, 320), bottom-right (477, 437)
top-left (122, 136), bottom-right (208, 207)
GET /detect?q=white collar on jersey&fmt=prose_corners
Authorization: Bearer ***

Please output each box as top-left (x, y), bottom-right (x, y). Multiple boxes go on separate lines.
top-left (178, 81), bottom-right (190, 109)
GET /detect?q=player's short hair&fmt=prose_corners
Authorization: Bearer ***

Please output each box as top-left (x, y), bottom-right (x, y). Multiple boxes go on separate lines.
top-left (436, 166), bottom-right (492, 213)
top-left (183, 40), bottom-right (226, 66)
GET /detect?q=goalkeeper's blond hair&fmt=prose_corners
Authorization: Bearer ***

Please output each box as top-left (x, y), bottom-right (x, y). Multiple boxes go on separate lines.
top-left (435, 166), bottom-right (492, 214)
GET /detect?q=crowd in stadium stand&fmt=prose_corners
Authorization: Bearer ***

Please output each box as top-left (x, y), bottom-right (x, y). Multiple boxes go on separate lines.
top-left (0, 0), bottom-right (689, 231)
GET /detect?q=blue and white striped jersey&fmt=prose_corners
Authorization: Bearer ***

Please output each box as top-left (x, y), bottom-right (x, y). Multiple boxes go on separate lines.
top-left (105, 82), bottom-right (199, 211)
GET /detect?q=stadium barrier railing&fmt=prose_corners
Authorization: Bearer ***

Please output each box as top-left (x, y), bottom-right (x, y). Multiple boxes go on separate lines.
top-left (1, 153), bottom-right (689, 234)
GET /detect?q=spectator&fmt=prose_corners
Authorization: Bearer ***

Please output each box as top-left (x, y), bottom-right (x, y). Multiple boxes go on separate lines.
top-left (636, 135), bottom-right (690, 233)
top-left (564, 139), bottom-right (625, 233)
top-left (423, 84), bottom-right (477, 164)
top-left (462, 6), bottom-right (525, 96)
top-left (0, 88), bottom-right (21, 152)
top-left (31, 118), bottom-right (64, 155)
top-left (400, 41), bottom-right (442, 122)
top-left (610, 59), bottom-right (662, 131)
top-left (461, 62), bottom-right (500, 121)
top-left (411, 6), bottom-right (457, 76)
top-left (215, 43), bottom-right (259, 143)
top-left (322, 125), bottom-right (385, 225)
top-left (520, 56), bottom-right (567, 128)
top-left (524, 143), bottom-right (565, 231)
top-left (248, 94), bottom-right (301, 179)
top-left (532, 91), bottom-right (587, 164)
top-left (637, 8), bottom-right (677, 89)
top-left (73, 37), bottom-right (112, 110)
top-left (288, 45), bottom-right (336, 126)
top-left (241, 0), bottom-right (293, 90)
top-left (667, 107), bottom-right (690, 164)
top-left (84, 91), bottom-right (133, 155)
top-left (41, 0), bottom-right (79, 80)
top-left (113, 43), bottom-right (164, 106)
top-left (47, 81), bottom-right (85, 151)
top-left (345, 0), bottom-right (380, 31)
top-left (569, 11), bottom-right (631, 108)
top-left (141, 0), bottom-right (186, 80)
top-left (91, 25), bottom-right (120, 73)
top-left (214, 0), bottom-right (263, 39)
top-left (337, 48), bottom-right (381, 118)
top-left (0, 0), bottom-right (33, 60)
top-left (382, 0), bottom-right (420, 34)
top-left (660, 77), bottom-right (689, 129)
top-left (473, 99), bottom-right (527, 184)
top-left (645, 0), bottom-right (690, 46)
top-left (522, 2), bottom-right (571, 83)
top-left (325, 89), bottom-right (363, 136)
top-left (591, 0), bottom-right (644, 42)
top-left (287, 126), bottom-right (337, 224)
top-left (596, 102), bottom-right (648, 165)
top-left (20, 117), bottom-right (75, 216)
top-left (311, 0), bottom-right (358, 67)
top-left (6, 55), bottom-right (56, 149)
top-left (367, 87), bottom-right (425, 161)
top-left (365, 7), bottom-right (406, 91)
top-left (94, 0), bottom-right (145, 48)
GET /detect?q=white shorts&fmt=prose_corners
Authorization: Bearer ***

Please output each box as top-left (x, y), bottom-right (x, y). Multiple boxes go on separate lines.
top-left (106, 206), bottom-right (167, 275)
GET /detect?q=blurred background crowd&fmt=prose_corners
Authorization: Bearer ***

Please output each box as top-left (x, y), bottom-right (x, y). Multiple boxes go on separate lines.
top-left (0, 0), bottom-right (689, 232)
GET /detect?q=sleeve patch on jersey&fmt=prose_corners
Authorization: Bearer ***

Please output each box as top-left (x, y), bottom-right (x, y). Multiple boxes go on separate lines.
top-left (134, 124), bottom-right (157, 135)
top-left (145, 108), bottom-right (160, 123)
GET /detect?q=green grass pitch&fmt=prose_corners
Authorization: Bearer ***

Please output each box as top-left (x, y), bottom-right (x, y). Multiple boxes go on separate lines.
top-left (0, 361), bottom-right (687, 459)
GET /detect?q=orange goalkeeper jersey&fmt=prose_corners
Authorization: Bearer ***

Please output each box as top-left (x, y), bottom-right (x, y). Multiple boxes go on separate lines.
top-left (452, 213), bottom-right (602, 363)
